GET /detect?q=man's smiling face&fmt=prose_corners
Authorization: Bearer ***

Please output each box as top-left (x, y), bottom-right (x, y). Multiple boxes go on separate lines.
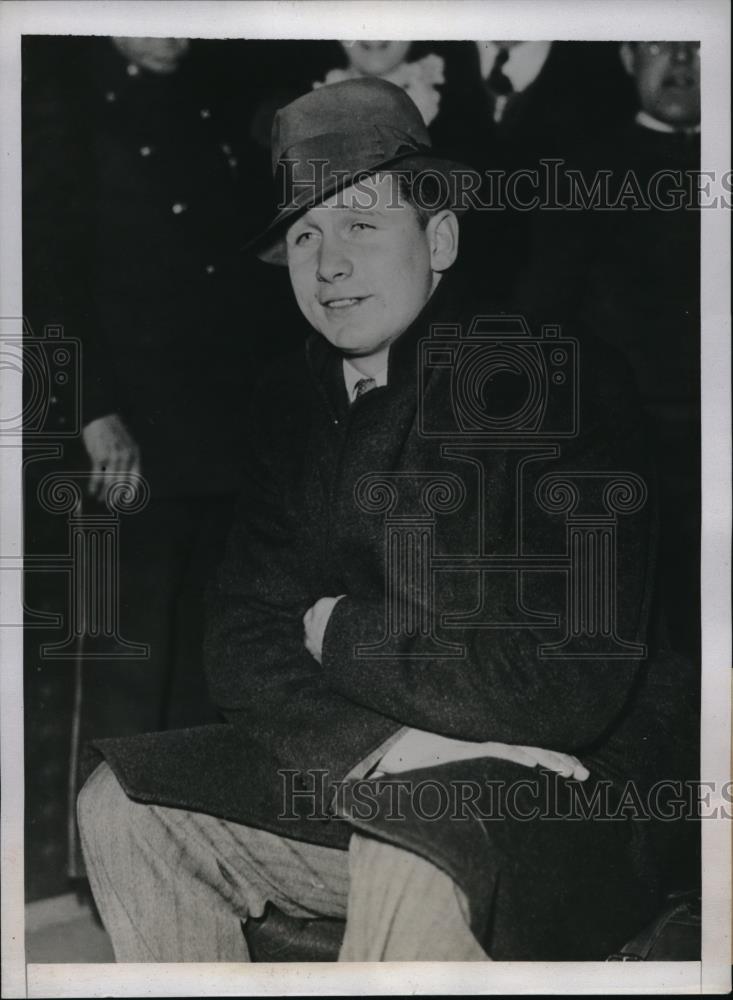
top-left (285, 175), bottom-right (440, 362)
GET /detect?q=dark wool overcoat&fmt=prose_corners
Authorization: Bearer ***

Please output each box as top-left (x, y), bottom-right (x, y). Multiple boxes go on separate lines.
top-left (89, 266), bottom-right (698, 959)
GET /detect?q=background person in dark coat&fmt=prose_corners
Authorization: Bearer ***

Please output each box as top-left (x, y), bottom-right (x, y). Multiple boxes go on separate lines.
top-left (476, 40), bottom-right (636, 153)
top-left (476, 41), bottom-right (634, 292)
top-left (515, 40), bottom-right (701, 663)
top-left (74, 36), bottom-right (306, 739)
top-left (22, 34), bottom-right (125, 900)
top-left (57, 36), bottom-right (306, 882)
top-left (77, 78), bottom-right (696, 962)
top-left (472, 40), bottom-right (638, 296)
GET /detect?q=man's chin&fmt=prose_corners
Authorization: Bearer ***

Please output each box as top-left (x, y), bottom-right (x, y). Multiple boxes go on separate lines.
top-left (316, 325), bottom-right (383, 355)
top-left (337, 340), bottom-right (383, 358)
top-left (654, 94), bottom-right (700, 126)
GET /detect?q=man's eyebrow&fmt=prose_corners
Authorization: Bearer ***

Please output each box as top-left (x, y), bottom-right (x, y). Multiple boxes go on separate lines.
top-left (294, 204), bottom-right (390, 229)
top-left (289, 215), bottom-right (323, 233)
top-left (335, 205), bottom-right (389, 216)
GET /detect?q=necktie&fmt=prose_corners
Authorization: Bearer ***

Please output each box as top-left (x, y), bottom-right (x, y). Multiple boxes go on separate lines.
top-left (487, 46), bottom-right (513, 97)
top-left (353, 376), bottom-right (376, 401)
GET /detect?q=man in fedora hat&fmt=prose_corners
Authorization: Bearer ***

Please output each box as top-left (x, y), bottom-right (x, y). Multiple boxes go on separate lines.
top-left (77, 77), bottom-right (692, 962)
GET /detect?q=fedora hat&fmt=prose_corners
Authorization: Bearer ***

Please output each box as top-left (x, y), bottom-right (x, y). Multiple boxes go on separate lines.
top-left (248, 76), bottom-right (478, 265)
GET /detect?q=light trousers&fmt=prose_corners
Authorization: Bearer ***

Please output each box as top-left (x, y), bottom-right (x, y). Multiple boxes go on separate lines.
top-left (78, 762), bottom-right (488, 962)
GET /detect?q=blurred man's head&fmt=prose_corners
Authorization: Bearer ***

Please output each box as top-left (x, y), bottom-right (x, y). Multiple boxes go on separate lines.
top-left (340, 40), bottom-right (411, 77)
top-left (620, 41), bottom-right (700, 128)
top-left (112, 37), bottom-right (190, 75)
top-left (285, 172), bottom-right (458, 368)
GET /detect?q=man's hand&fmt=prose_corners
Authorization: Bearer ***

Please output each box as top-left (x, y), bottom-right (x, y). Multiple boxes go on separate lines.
top-left (82, 413), bottom-right (141, 501)
top-left (303, 595), bottom-right (345, 664)
top-left (376, 728), bottom-right (590, 780)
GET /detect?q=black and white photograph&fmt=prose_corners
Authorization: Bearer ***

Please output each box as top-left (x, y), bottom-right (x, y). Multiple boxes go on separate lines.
top-left (1, 1), bottom-right (730, 996)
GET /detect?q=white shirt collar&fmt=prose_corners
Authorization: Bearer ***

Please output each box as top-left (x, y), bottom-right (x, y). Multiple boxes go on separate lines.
top-left (476, 41), bottom-right (553, 92)
top-left (635, 109), bottom-right (700, 135)
top-left (342, 358), bottom-right (388, 402)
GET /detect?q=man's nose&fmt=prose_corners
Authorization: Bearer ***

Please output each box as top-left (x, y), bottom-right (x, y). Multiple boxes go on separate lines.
top-left (316, 237), bottom-right (353, 283)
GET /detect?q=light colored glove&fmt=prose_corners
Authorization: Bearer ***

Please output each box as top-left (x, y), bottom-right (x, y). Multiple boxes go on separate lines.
top-left (81, 413), bottom-right (141, 501)
top-left (303, 595), bottom-right (345, 664)
top-left (376, 727), bottom-right (590, 780)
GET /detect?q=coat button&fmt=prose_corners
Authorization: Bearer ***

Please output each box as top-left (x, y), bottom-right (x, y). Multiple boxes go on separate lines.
top-left (200, 108), bottom-right (211, 119)
top-left (220, 142), bottom-right (232, 155)
top-left (126, 63), bottom-right (140, 77)
top-left (105, 90), bottom-right (116, 102)
top-left (227, 156), bottom-right (238, 168)
top-left (139, 145), bottom-right (153, 157)
top-left (171, 202), bottom-right (187, 215)
top-left (205, 264), bottom-right (216, 275)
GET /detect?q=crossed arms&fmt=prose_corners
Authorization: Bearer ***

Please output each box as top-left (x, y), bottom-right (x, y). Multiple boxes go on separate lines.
top-left (302, 595), bottom-right (590, 780)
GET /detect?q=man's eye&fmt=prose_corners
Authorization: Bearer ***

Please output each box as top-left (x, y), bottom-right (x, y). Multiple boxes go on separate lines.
top-left (295, 231), bottom-right (317, 246)
top-left (350, 221), bottom-right (375, 233)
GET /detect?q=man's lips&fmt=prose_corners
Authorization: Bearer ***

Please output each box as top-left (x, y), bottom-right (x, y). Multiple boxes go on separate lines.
top-left (320, 295), bottom-right (371, 310)
top-left (663, 73), bottom-right (697, 89)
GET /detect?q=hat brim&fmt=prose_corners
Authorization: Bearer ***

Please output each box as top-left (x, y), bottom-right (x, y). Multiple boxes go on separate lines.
top-left (245, 152), bottom-right (480, 266)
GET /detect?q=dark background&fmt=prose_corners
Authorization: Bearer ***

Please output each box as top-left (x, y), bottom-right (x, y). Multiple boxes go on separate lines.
top-left (21, 36), bottom-right (699, 903)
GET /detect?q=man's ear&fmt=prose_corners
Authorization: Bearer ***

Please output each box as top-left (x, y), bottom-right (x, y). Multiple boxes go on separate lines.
top-left (426, 209), bottom-right (459, 273)
top-left (619, 42), bottom-right (635, 77)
